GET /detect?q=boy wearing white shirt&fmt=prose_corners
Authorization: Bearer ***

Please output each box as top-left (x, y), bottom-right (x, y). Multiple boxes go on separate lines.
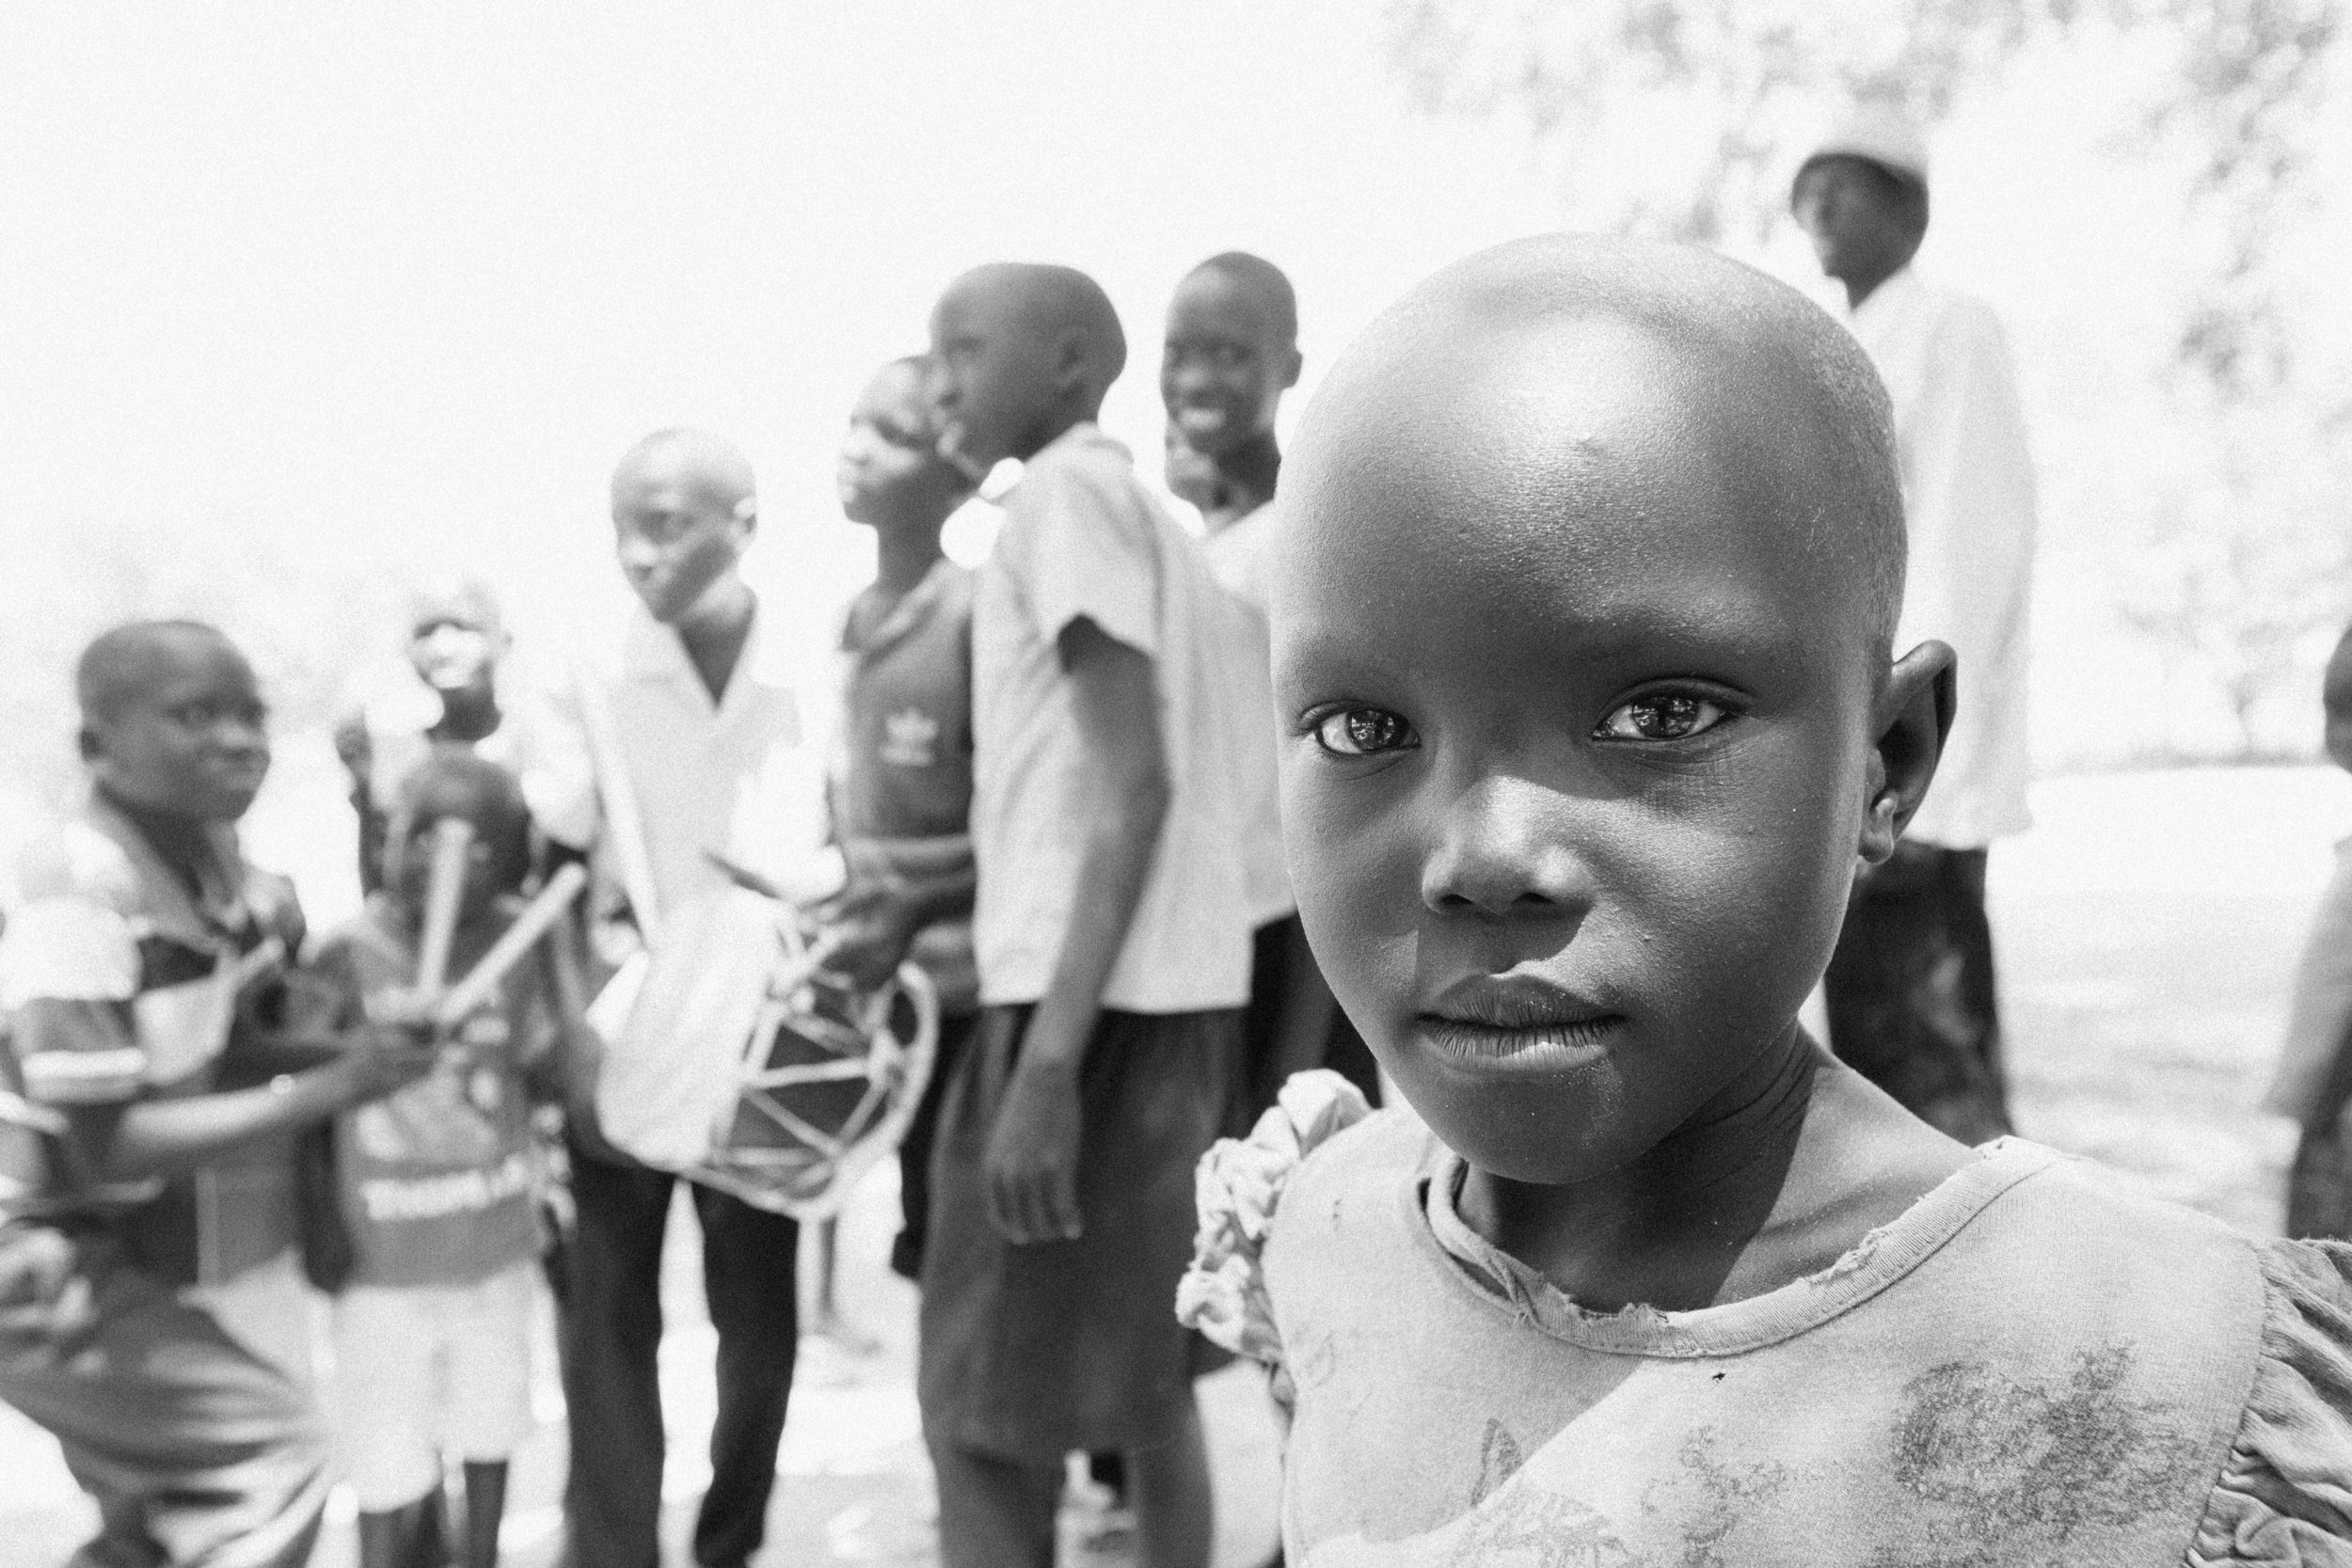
top-left (529, 430), bottom-right (817, 1568)
top-left (1792, 107), bottom-right (2038, 1144)
top-left (919, 262), bottom-right (1251, 1568)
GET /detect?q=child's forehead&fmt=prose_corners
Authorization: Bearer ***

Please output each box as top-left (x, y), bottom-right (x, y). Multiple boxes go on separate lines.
top-left (851, 362), bottom-right (930, 422)
top-left (135, 642), bottom-right (260, 707)
top-left (1166, 271), bottom-right (1281, 341)
top-left (1280, 322), bottom-right (1877, 673)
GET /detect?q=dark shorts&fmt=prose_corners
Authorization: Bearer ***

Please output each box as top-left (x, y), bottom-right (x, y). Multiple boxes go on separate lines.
top-left (0, 1233), bottom-right (330, 1568)
top-left (916, 1003), bottom-right (1241, 1463)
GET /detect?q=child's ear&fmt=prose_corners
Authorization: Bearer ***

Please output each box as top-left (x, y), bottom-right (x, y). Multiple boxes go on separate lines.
top-left (1051, 329), bottom-right (1094, 399)
top-left (77, 724), bottom-right (103, 765)
top-left (1279, 344), bottom-right (1304, 390)
top-left (730, 494), bottom-right (758, 544)
top-left (1859, 639), bottom-right (1955, 865)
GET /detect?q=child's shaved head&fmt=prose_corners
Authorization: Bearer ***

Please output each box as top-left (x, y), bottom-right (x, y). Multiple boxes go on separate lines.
top-left (1292, 233), bottom-right (1905, 664)
top-left (930, 263), bottom-right (1127, 468)
top-left (77, 620), bottom-right (271, 823)
top-left (1274, 233), bottom-right (1952, 1190)
top-left (389, 751), bottom-right (532, 908)
top-left (612, 427), bottom-right (757, 517)
top-left (1184, 251), bottom-right (1297, 346)
top-left (950, 263), bottom-right (1127, 386)
top-left (77, 620), bottom-right (245, 728)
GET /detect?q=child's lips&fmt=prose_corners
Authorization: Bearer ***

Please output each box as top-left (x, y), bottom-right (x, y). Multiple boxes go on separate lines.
top-left (1417, 974), bottom-right (1624, 1063)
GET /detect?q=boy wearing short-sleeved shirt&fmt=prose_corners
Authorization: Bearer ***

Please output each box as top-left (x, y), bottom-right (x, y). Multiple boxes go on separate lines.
top-left (920, 262), bottom-right (1251, 1568)
top-left (0, 621), bottom-right (434, 1568)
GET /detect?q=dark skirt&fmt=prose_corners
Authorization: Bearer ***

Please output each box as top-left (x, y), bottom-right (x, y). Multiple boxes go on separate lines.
top-left (916, 1003), bottom-right (1240, 1463)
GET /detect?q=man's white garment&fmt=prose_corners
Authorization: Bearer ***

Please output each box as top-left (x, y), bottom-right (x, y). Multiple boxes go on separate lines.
top-left (971, 423), bottom-right (1254, 1013)
top-left (527, 604), bottom-right (834, 1168)
top-left (530, 604), bottom-right (832, 916)
top-left (1200, 502), bottom-right (1295, 929)
top-left (1848, 265), bottom-right (2037, 847)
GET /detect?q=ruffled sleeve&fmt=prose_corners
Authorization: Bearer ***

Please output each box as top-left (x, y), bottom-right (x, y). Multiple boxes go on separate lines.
top-left (2185, 1239), bottom-right (2352, 1564)
top-left (1175, 1069), bottom-right (1371, 1371)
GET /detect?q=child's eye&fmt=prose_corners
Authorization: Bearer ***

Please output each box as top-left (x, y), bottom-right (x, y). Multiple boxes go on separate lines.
top-left (1310, 705), bottom-right (1419, 757)
top-left (1596, 694), bottom-right (1731, 742)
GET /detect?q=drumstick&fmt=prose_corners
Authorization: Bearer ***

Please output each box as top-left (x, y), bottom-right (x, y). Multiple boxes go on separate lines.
top-left (414, 816), bottom-right (476, 997)
top-left (434, 863), bottom-right (588, 1027)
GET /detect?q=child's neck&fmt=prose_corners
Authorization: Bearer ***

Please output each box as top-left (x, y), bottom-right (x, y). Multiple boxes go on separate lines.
top-left (1457, 1027), bottom-right (1968, 1314)
top-left (101, 787), bottom-right (230, 903)
top-left (675, 576), bottom-right (756, 704)
top-left (872, 520), bottom-right (947, 600)
top-left (1206, 430), bottom-right (1280, 528)
top-left (1013, 404), bottom-right (1098, 464)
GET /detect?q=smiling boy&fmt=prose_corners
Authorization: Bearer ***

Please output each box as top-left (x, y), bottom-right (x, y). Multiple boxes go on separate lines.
top-left (1162, 252), bottom-right (1379, 1128)
top-left (0, 621), bottom-right (437, 1568)
top-left (1182, 236), bottom-right (2352, 1563)
top-left (920, 263), bottom-right (1254, 1568)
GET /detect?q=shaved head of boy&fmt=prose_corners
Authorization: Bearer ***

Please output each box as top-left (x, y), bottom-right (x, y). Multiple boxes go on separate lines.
top-left (77, 620), bottom-right (271, 823)
top-left (1274, 233), bottom-right (1955, 1228)
top-left (611, 427), bottom-right (758, 626)
top-left (929, 262), bottom-right (1126, 473)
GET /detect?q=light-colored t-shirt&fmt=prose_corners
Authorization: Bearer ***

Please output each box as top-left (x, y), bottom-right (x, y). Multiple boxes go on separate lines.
top-left (971, 423), bottom-right (1253, 1013)
top-left (1246, 1104), bottom-right (2352, 1566)
top-left (1200, 502), bottom-right (1294, 928)
top-left (1848, 266), bottom-right (2037, 849)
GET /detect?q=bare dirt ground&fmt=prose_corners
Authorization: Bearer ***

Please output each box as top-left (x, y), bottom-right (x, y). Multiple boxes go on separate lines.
top-left (4, 763), bottom-right (2343, 1567)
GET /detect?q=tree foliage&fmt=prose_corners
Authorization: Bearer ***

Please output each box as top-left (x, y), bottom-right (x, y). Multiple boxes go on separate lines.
top-left (1383, 0), bottom-right (2350, 764)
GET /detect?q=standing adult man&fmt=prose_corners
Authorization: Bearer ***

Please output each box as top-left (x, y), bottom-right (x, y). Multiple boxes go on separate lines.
top-left (1791, 107), bottom-right (2039, 1143)
top-left (531, 430), bottom-right (824, 1568)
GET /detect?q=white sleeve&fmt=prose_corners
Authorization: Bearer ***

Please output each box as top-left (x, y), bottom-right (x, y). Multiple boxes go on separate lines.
top-left (520, 658), bottom-right (602, 853)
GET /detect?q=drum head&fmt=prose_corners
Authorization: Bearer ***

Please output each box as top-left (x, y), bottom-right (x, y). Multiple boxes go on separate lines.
top-left (709, 955), bottom-right (937, 1219)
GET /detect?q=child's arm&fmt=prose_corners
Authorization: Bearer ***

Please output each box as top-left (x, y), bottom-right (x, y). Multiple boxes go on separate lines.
top-left (984, 618), bottom-right (1169, 1244)
top-left (817, 833), bottom-right (977, 990)
top-left (18, 996), bottom-right (435, 1185)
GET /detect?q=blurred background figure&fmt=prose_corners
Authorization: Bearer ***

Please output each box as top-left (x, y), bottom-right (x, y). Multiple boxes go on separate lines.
top-left (2266, 625), bottom-right (2352, 1240)
top-left (336, 579), bottom-right (542, 897)
top-left (1161, 252), bottom-right (1382, 1129)
top-left (1792, 104), bottom-right (2038, 1145)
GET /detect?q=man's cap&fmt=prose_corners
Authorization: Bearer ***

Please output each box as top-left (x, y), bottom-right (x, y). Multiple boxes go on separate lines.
top-left (1795, 102), bottom-right (1931, 196)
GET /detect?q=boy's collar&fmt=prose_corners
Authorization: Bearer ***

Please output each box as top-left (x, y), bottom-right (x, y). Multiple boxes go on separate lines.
top-left (84, 787), bottom-right (247, 943)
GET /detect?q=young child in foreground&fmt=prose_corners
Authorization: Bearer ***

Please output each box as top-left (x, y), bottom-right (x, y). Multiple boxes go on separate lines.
top-left (300, 752), bottom-right (572, 1568)
top-left (1180, 234), bottom-right (2352, 1564)
top-left (2265, 625), bottom-right (2352, 1240)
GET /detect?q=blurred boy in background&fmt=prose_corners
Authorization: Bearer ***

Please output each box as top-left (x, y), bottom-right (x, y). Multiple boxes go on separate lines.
top-left (822, 354), bottom-right (982, 1292)
top-left (2265, 624), bottom-right (2352, 1237)
top-left (1162, 250), bottom-right (1381, 1128)
top-left (919, 261), bottom-right (1252, 1568)
top-left (297, 752), bottom-right (576, 1568)
top-left (337, 579), bottom-right (542, 897)
top-left (0, 620), bottom-right (435, 1568)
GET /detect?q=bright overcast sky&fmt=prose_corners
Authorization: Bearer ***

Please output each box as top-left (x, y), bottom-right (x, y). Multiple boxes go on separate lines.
top-left (4, 3), bottom-right (2333, 784)
top-left (0, 2), bottom-right (1565, 666)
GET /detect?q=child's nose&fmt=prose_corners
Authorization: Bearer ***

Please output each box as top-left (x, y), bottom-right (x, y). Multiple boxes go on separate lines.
top-left (1421, 777), bottom-right (1596, 919)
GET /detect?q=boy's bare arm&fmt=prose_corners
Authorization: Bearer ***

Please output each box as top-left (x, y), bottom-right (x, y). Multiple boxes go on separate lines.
top-left (986, 617), bottom-right (1169, 1244)
top-left (13, 997), bottom-right (435, 1186)
top-left (818, 834), bottom-right (977, 989)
